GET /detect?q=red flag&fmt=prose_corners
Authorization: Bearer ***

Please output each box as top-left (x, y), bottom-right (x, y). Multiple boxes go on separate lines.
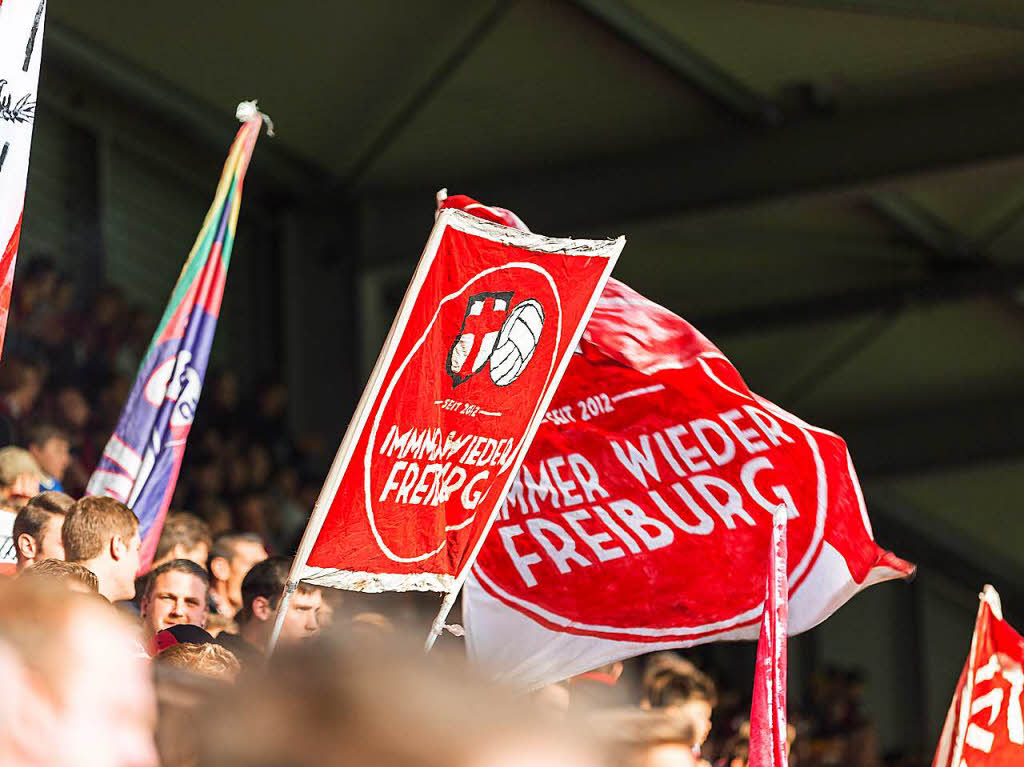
top-left (288, 204), bottom-right (621, 596)
top-left (462, 277), bottom-right (913, 688)
top-left (933, 586), bottom-right (1024, 767)
top-left (749, 507), bottom-right (789, 767)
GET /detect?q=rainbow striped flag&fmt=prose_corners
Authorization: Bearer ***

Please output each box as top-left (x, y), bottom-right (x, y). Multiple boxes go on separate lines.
top-left (87, 105), bottom-right (266, 568)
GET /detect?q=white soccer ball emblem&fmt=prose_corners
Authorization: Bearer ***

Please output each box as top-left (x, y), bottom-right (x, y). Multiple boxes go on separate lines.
top-left (489, 299), bottom-right (544, 386)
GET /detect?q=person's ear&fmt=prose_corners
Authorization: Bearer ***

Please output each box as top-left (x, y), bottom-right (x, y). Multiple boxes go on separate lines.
top-left (252, 595), bottom-right (272, 621)
top-left (210, 556), bottom-right (230, 583)
top-left (110, 534), bottom-right (128, 561)
top-left (15, 533), bottom-right (38, 562)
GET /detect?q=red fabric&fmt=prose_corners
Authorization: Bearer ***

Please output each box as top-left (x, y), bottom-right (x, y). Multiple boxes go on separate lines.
top-left (470, 278), bottom-right (912, 643)
top-left (933, 591), bottom-right (1024, 767)
top-left (749, 509), bottom-right (788, 767)
top-left (438, 193), bottom-right (530, 232)
top-left (304, 209), bottom-right (617, 586)
top-left (0, 214), bottom-right (21, 357)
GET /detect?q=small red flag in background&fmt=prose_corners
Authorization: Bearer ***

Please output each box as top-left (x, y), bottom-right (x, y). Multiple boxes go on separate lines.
top-left (749, 507), bottom-right (789, 767)
top-left (933, 586), bottom-right (1024, 767)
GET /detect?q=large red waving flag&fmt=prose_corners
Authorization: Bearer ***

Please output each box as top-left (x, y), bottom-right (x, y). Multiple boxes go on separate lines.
top-left (286, 201), bottom-right (621, 611)
top-left (933, 586), bottom-right (1024, 767)
top-left (749, 508), bottom-right (789, 767)
top-left (0, 0), bottom-right (47, 355)
top-left (462, 271), bottom-right (914, 688)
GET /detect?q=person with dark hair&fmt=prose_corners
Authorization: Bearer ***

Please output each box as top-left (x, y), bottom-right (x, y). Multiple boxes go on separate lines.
top-left (25, 422), bottom-right (71, 492)
top-left (62, 496), bottom-right (141, 602)
top-left (18, 557), bottom-right (99, 593)
top-left (207, 530), bottom-right (266, 618)
top-left (0, 356), bottom-right (44, 447)
top-left (642, 652), bottom-right (718, 760)
top-left (12, 490), bottom-right (73, 569)
top-left (140, 559), bottom-right (210, 640)
top-left (153, 512), bottom-right (212, 570)
top-left (215, 556), bottom-right (321, 667)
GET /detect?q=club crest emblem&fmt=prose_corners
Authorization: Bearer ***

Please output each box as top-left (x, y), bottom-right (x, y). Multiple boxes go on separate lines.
top-left (445, 292), bottom-right (544, 388)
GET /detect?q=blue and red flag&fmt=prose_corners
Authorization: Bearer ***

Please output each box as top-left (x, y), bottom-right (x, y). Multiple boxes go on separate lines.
top-left (87, 104), bottom-right (266, 568)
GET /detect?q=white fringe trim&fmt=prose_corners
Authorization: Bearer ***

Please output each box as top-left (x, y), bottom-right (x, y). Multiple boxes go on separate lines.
top-left (443, 209), bottom-right (624, 257)
top-left (296, 566), bottom-right (454, 593)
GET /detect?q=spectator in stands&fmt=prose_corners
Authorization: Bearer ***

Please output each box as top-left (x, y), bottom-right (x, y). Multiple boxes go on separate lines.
top-left (12, 490), bottom-right (73, 569)
top-left (0, 356), bottom-right (44, 446)
top-left (140, 559), bottom-right (210, 640)
top-left (152, 511), bottom-right (212, 569)
top-left (216, 556), bottom-right (321, 667)
top-left (62, 496), bottom-right (141, 602)
top-left (0, 446), bottom-right (43, 513)
top-left (642, 652), bottom-right (718, 760)
top-left (26, 423), bottom-right (71, 492)
top-left (207, 530), bottom-right (266, 618)
top-left (0, 578), bottom-right (158, 767)
top-left (18, 558), bottom-right (99, 593)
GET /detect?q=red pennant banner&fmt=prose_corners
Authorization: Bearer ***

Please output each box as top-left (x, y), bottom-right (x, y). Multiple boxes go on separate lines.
top-left (933, 587), bottom-right (1024, 767)
top-left (292, 209), bottom-right (622, 594)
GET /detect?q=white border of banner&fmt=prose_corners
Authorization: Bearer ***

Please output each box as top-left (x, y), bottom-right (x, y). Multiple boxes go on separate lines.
top-left (287, 209), bottom-right (623, 595)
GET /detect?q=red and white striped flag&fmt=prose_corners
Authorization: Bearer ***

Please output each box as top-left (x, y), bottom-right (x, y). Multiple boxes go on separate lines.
top-left (749, 507), bottom-right (789, 767)
top-left (0, 0), bottom-right (47, 355)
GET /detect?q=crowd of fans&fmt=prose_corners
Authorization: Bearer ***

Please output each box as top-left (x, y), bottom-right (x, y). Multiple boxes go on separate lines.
top-left (0, 258), bottom-right (907, 766)
top-left (0, 257), bottom-right (324, 552)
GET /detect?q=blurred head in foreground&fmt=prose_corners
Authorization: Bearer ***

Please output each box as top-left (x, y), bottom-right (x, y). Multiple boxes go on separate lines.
top-left (18, 557), bottom-right (98, 593)
top-left (198, 634), bottom-right (599, 767)
top-left (642, 652), bottom-right (717, 750)
top-left (0, 579), bottom-right (157, 767)
top-left (597, 710), bottom-right (699, 767)
top-left (157, 642), bottom-right (240, 682)
top-left (62, 496), bottom-right (141, 602)
top-left (12, 491), bottom-right (73, 569)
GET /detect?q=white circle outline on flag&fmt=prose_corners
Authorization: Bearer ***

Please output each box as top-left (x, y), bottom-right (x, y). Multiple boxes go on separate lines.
top-left (473, 353), bottom-right (828, 638)
top-left (364, 263), bottom-right (563, 563)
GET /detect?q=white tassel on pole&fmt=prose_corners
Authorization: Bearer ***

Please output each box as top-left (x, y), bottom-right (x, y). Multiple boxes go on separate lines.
top-left (236, 100), bottom-right (275, 137)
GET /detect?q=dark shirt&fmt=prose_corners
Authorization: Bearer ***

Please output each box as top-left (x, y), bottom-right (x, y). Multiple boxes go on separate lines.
top-left (215, 631), bottom-right (263, 670)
